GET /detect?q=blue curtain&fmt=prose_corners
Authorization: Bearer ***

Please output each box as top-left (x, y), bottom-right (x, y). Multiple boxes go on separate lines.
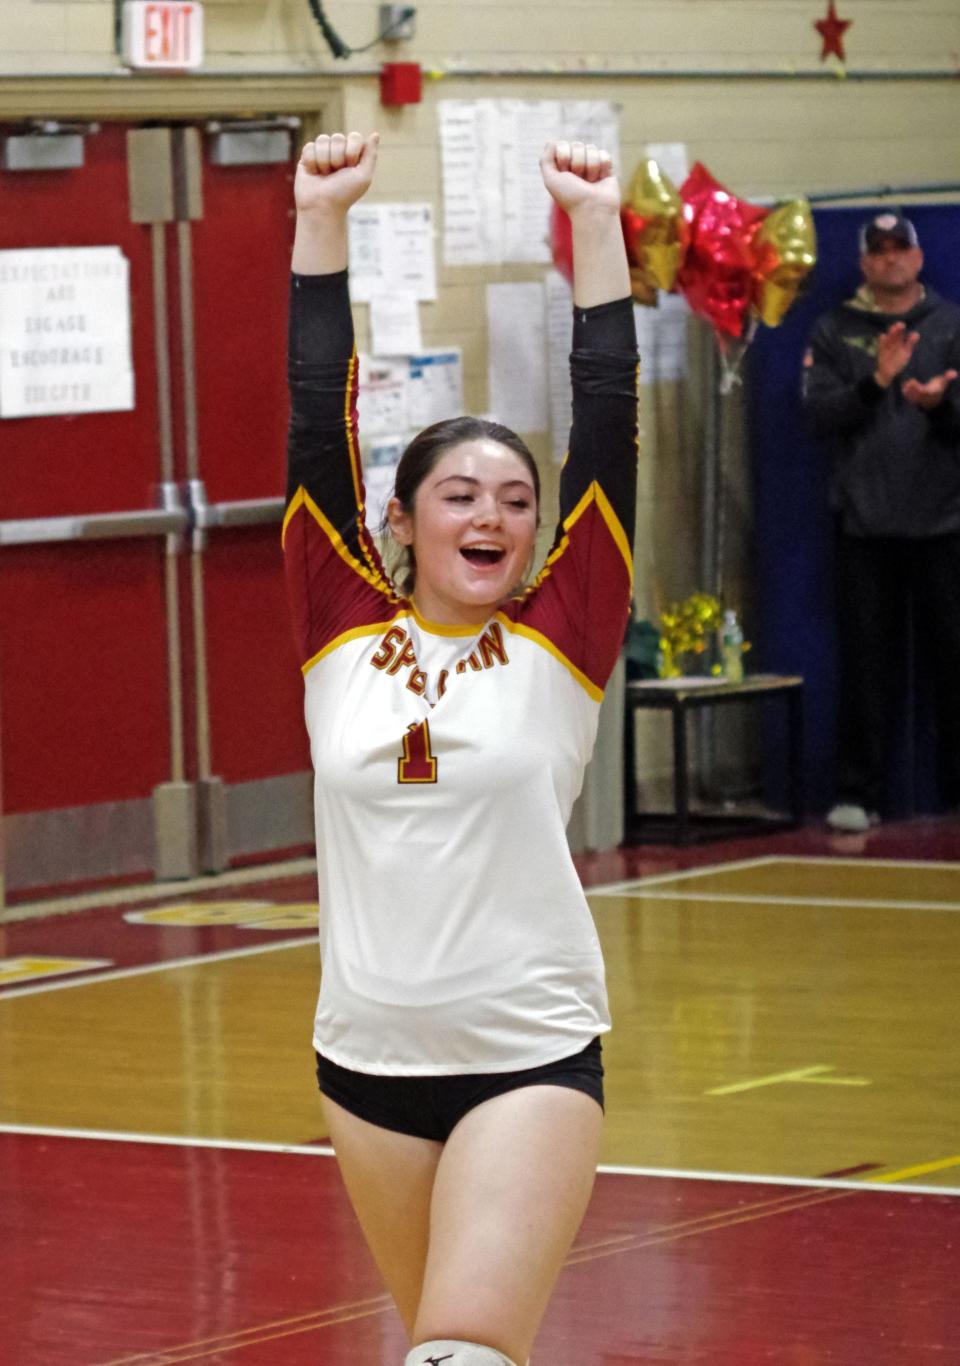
top-left (747, 203), bottom-right (960, 815)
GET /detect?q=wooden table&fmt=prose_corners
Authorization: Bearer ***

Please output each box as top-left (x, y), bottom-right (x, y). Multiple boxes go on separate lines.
top-left (624, 673), bottom-right (805, 845)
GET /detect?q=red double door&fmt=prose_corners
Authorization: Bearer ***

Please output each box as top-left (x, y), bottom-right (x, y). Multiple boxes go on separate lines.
top-left (0, 121), bottom-right (311, 899)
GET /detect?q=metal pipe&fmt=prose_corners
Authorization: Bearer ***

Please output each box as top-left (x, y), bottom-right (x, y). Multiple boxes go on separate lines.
top-left (807, 182), bottom-right (960, 204)
top-left (3, 65), bottom-right (959, 82)
top-left (149, 220), bottom-right (186, 787)
top-left (423, 66), bottom-right (960, 82)
top-left (190, 551), bottom-right (212, 782)
top-left (173, 174), bottom-right (214, 785)
top-left (697, 322), bottom-right (722, 791)
top-left (177, 222), bottom-right (199, 481)
top-left (151, 223), bottom-right (175, 485)
top-left (164, 543), bottom-right (186, 787)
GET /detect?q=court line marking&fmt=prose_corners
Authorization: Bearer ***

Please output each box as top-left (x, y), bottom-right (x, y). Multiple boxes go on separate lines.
top-left (706, 1064), bottom-right (870, 1095)
top-left (584, 854), bottom-right (781, 895)
top-left (759, 854), bottom-right (960, 873)
top-left (594, 888), bottom-right (960, 912)
top-left (4, 858), bottom-right (956, 1191)
top-left (568, 1158), bottom-right (960, 1271)
top-left (1, 1122), bottom-right (957, 1197)
top-left (0, 860), bottom-right (780, 1000)
top-left (7, 851), bottom-right (958, 924)
top-left (0, 934), bottom-right (316, 1000)
top-left (590, 852), bottom-right (960, 901)
top-left (93, 1185), bottom-right (864, 1364)
top-left (0, 1121), bottom-right (336, 1156)
top-left (96, 1293), bottom-right (395, 1366)
top-left (6, 851), bottom-right (953, 1004)
top-left (1, 852), bottom-right (776, 923)
top-left (566, 1188), bottom-right (857, 1270)
top-left (0, 856), bottom-right (319, 923)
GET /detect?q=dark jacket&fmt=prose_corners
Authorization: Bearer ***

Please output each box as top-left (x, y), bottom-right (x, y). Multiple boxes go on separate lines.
top-left (803, 287), bottom-right (960, 537)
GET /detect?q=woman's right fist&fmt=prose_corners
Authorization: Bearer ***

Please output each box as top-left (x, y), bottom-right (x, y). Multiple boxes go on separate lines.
top-left (294, 131), bottom-right (380, 214)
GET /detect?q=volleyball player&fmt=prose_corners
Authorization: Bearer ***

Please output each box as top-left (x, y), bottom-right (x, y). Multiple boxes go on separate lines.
top-left (283, 130), bottom-right (638, 1366)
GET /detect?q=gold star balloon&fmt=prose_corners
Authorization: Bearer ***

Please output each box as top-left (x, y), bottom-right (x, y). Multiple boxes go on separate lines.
top-left (621, 159), bottom-right (688, 305)
top-left (751, 198), bottom-right (818, 328)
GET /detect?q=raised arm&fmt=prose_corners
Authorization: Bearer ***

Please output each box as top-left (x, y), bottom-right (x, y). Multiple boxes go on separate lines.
top-left (284, 132), bottom-right (399, 673)
top-left (508, 142), bottom-right (639, 699)
top-left (539, 140), bottom-right (631, 309)
top-left (292, 131), bottom-right (380, 275)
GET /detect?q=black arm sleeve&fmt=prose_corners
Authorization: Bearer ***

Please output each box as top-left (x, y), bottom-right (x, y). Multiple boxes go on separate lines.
top-left (562, 295), bottom-right (640, 544)
top-left (286, 270), bottom-right (362, 539)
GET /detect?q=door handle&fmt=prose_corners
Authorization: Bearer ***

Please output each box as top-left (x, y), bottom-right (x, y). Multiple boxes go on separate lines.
top-left (0, 504), bottom-right (188, 546)
top-left (182, 479), bottom-right (283, 548)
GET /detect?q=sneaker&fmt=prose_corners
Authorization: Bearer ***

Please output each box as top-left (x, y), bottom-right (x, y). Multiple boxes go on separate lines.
top-left (826, 803), bottom-right (880, 833)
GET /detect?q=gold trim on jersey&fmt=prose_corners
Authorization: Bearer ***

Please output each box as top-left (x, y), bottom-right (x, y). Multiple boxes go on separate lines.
top-left (281, 486), bottom-right (304, 545)
top-left (344, 350), bottom-right (391, 587)
top-left (302, 614), bottom-right (407, 676)
top-left (495, 612), bottom-right (603, 703)
top-left (301, 603), bottom-right (604, 699)
top-left (409, 604), bottom-right (486, 638)
top-left (525, 479), bottom-right (634, 598)
top-left (286, 487), bottom-right (398, 601)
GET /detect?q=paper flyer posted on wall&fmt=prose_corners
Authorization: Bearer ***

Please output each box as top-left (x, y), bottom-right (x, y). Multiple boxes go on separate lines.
top-left (0, 247), bottom-right (135, 419)
top-left (122, 1), bottom-right (205, 71)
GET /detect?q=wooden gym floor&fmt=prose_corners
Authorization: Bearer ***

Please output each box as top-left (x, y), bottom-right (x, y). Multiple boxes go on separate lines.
top-left (2, 817), bottom-right (959, 1364)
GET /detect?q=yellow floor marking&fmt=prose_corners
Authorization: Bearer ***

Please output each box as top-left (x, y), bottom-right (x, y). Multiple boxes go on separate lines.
top-left (795, 1073), bottom-right (871, 1085)
top-left (124, 902), bottom-right (319, 930)
top-left (2, 856), bottom-right (318, 923)
top-left (0, 955), bottom-right (111, 986)
top-left (870, 1155), bottom-right (960, 1184)
top-left (707, 1065), bottom-right (870, 1096)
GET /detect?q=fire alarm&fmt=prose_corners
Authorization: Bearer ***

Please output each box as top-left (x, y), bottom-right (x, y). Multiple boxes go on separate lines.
top-left (379, 62), bottom-right (422, 107)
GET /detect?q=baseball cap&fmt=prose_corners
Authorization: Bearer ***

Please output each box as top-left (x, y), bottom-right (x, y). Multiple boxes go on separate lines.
top-left (859, 211), bottom-right (920, 254)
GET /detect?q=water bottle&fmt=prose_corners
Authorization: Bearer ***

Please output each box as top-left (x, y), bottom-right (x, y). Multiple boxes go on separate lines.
top-left (721, 608), bottom-right (744, 683)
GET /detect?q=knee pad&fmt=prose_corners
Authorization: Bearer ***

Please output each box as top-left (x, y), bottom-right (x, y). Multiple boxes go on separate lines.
top-left (405, 1341), bottom-right (519, 1366)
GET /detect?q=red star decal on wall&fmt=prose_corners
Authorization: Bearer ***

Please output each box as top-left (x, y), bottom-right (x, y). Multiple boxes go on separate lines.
top-left (815, 0), bottom-right (852, 61)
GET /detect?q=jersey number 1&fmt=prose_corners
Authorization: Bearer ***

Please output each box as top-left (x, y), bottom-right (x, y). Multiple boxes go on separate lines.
top-left (398, 720), bottom-right (437, 784)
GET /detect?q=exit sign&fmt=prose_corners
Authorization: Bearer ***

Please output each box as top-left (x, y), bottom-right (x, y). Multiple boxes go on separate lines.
top-left (122, 2), bottom-right (204, 70)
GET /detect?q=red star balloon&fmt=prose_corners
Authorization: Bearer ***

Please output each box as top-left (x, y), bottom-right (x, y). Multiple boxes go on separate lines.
top-left (675, 163), bottom-right (768, 339)
top-left (815, 1), bottom-right (852, 61)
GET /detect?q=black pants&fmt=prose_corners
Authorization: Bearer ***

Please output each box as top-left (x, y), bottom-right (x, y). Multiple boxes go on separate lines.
top-left (835, 532), bottom-right (960, 812)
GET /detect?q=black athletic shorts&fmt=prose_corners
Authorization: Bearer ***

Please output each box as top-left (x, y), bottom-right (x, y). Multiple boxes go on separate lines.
top-left (315, 1037), bottom-right (604, 1142)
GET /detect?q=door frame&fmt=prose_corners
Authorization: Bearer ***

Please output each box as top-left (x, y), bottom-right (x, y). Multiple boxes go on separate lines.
top-left (0, 77), bottom-right (340, 908)
top-left (0, 74), bottom-right (342, 129)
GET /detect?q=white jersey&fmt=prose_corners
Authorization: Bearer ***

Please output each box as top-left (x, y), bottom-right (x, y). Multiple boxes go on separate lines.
top-left (284, 271), bottom-right (639, 1074)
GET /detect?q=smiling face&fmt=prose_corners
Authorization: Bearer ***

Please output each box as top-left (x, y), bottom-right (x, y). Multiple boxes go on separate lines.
top-left (387, 438), bottom-right (539, 627)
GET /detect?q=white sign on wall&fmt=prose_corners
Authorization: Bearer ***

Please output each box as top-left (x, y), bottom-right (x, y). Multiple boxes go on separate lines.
top-left (122, 1), bottom-right (205, 71)
top-left (347, 203), bottom-right (437, 303)
top-left (439, 99), bottom-right (621, 267)
top-left (0, 247), bottom-right (135, 419)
